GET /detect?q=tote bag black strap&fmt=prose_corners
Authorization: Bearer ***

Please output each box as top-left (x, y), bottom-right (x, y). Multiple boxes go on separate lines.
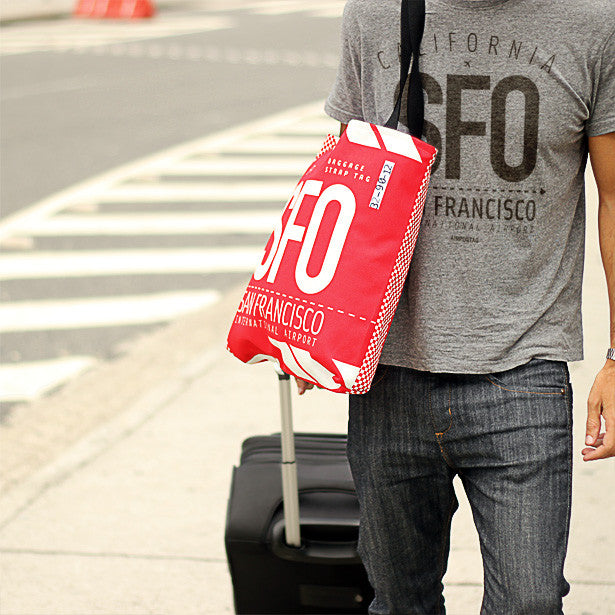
top-left (384, 0), bottom-right (426, 137)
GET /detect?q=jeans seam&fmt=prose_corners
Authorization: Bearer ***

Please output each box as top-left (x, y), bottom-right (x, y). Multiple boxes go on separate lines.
top-left (435, 435), bottom-right (455, 468)
top-left (482, 375), bottom-right (567, 396)
top-left (428, 384), bottom-right (455, 468)
top-left (561, 382), bottom-right (573, 595)
top-left (436, 493), bottom-right (457, 615)
top-left (435, 386), bottom-right (453, 437)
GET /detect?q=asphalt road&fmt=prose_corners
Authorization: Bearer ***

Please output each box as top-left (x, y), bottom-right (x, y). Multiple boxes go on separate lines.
top-left (0, 1), bottom-right (344, 410)
top-left (1, 2), bottom-right (341, 216)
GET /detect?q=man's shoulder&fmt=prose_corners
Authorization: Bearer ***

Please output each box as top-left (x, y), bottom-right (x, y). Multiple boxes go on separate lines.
top-left (550, 0), bottom-right (615, 32)
top-left (343, 0), bottom-right (398, 23)
top-left (568, 0), bottom-right (615, 14)
top-left (340, 0), bottom-right (401, 43)
top-left (344, 0), bottom-right (391, 12)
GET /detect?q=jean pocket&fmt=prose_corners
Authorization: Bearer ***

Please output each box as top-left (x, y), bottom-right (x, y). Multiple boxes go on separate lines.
top-left (482, 359), bottom-right (569, 396)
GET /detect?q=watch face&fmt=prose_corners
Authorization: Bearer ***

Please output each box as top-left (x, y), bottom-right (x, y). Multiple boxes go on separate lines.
top-left (608, 348), bottom-right (615, 361)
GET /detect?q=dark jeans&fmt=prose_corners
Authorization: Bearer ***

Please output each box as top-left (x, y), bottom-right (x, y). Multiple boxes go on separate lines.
top-left (347, 359), bottom-right (573, 615)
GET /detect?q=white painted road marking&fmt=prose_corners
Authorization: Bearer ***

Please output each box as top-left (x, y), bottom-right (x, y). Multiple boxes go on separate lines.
top-left (0, 357), bottom-right (97, 403)
top-left (0, 16), bottom-right (235, 55)
top-left (0, 101), bottom-right (337, 404)
top-left (61, 44), bottom-right (340, 70)
top-left (226, 136), bottom-right (327, 155)
top-left (225, 1), bottom-right (345, 17)
top-left (0, 101), bottom-right (332, 242)
top-left (23, 211), bottom-right (280, 236)
top-left (0, 2), bottom-right (343, 56)
top-left (0, 291), bottom-right (221, 332)
top-left (247, 0), bottom-right (345, 16)
top-left (0, 248), bottom-right (265, 280)
top-left (98, 180), bottom-right (296, 203)
top-left (161, 157), bottom-right (312, 176)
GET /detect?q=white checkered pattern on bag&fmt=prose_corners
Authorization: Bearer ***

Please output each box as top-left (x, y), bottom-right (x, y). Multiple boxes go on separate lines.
top-left (351, 150), bottom-right (438, 394)
top-left (304, 134), bottom-right (339, 176)
top-left (317, 134), bottom-right (339, 159)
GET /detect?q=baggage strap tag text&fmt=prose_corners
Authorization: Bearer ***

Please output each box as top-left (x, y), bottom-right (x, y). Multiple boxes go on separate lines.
top-left (369, 161), bottom-right (395, 210)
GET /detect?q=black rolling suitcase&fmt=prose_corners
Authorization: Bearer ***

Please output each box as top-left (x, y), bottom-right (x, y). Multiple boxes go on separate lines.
top-left (225, 371), bottom-right (373, 614)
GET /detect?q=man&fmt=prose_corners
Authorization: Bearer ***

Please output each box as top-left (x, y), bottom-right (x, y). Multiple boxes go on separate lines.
top-left (296, 0), bottom-right (614, 613)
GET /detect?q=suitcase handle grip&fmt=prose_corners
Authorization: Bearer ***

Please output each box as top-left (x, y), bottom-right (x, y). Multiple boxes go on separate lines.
top-left (270, 519), bottom-right (362, 565)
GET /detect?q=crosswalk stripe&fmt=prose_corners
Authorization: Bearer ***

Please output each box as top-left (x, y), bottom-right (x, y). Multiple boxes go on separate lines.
top-left (0, 290), bottom-right (221, 332)
top-left (311, 6), bottom-right (347, 18)
top-left (0, 16), bottom-right (235, 54)
top-left (23, 211), bottom-right (279, 236)
top-left (0, 248), bottom-right (263, 279)
top-left (252, 1), bottom-right (327, 15)
top-left (0, 357), bottom-right (97, 403)
top-left (205, 0), bottom-right (344, 15)
top-left (223, 136), bottom-right (326, 155)
top-left (0, 101), bottom-right (331, 405)
top-left (59, 43), bottom-right (339, 68)
top-left (161, 157), bottom-right (311, 176)
top-left (281, 119), bottom-right (338, 136)
top-left (240, 0), bottom-right (345, 16)
top-left (98, 181), bottom-right (295, 203)
top-left (0, 100), bottom-right (326, 243)
top-left (0, 3), bottom-right (344, 56)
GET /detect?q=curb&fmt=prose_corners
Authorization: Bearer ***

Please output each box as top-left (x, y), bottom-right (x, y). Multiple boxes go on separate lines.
top-left (0, 281), bottom-right (246, 506)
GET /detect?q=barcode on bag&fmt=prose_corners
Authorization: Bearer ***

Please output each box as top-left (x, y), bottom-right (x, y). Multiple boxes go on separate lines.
top-left (369, 161), bottom-right (395, 210)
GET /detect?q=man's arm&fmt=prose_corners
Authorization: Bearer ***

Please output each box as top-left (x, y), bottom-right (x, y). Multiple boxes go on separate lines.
top-left (583, 131), bottom-right (615, 461)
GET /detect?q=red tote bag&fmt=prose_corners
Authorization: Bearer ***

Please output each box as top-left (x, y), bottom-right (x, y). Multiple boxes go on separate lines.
top-left (227, 120), bottom-right (436, 394)
top-left (227, 0), bottom-right (435, 394)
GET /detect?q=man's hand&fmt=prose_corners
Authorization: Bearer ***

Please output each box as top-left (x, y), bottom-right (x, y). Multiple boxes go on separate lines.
top-left (583, 360), bottom-right (615, 461)
top-left (294, 377), bottom-right (315, 395)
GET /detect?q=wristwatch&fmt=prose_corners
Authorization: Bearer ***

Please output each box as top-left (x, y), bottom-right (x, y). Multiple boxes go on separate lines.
top-left (607, 348), bottom-right (615, 361)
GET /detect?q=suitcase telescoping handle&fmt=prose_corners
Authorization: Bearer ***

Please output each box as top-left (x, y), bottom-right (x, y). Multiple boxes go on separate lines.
top-left (274, 370), bottom-right (363, 565)
top-left (276, 369), bottom-right (302, 548)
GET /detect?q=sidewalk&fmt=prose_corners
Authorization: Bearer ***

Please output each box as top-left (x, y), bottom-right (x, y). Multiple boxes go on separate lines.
top-left (0, 174), bottom-right (614, 614)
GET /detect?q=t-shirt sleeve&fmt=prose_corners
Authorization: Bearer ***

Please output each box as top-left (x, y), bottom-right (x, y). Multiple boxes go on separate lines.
top-left (587, 28), bottom-right (615, 137)
top-left (324, 0), bottom-right (364, 124)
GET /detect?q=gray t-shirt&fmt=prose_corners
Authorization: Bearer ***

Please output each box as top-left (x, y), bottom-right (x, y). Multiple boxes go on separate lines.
top-left (325, 0), bottom-right (615, 373)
